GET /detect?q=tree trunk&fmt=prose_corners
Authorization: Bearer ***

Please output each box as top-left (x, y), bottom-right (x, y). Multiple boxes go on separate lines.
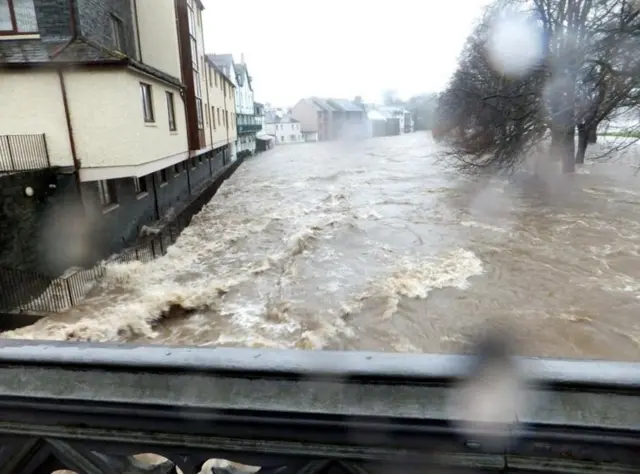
top-left (576, 124), bottom-right (588, 164)
top-left (551, 127), bottom-right (575, 173)
top-left (588, 126), bottom-right (597, 144)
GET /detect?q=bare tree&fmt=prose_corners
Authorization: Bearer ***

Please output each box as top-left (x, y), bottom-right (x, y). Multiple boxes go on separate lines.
top-left (440, 0), bottom-right (640, 174)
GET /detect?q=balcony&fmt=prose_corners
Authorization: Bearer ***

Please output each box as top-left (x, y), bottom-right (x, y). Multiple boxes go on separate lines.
top-left (0, 341), bottom-right (637, 473)
top-left (237, 123), bottom-right (262, 134)
top-left (0, 134), bottom-right (50, 173)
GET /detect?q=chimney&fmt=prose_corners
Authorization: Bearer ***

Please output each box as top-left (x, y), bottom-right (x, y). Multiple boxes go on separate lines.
top-left (240, 53), bottom-right (245, 64)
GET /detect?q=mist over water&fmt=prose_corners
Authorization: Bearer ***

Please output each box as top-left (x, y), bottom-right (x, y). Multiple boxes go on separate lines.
top-left (5, 134), bottom-right (640, 360)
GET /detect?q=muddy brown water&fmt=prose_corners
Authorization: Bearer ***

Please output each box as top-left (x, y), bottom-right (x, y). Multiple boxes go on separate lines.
top-left (5, 133), bottom-right (640, 361)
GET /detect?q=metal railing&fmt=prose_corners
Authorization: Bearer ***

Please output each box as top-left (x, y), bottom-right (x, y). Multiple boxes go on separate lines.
top-left (0, 342), bottom-right (637, 473)
top-left (0, 134), bottom-right (50, 172)
top-left (0, 156), bottom-right (245, 316)
top-left (237, 124), bottom-right (262, 133)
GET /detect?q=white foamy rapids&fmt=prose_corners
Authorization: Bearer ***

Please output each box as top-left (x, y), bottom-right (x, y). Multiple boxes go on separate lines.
top-left (352, 249), bottom-right (485, 320)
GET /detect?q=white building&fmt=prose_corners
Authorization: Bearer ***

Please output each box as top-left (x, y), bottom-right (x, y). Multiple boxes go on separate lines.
top-left (208, 54), bottom-right (258, 155)
top-left (263, 117), bottom-right (304, 145)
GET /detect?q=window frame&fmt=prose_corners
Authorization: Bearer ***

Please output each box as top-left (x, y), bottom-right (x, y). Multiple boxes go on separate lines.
top-left (97, 179), bottom-right (117, 207)
top-left (140, 82), bottom-right (155, 123)
top-left (109, 13), bottom-right (125, 52)
top-left (166, 91), bottom-right (176, 131)
top-left (0, 0), bottom-right (38, 35)
top-left (133, 176), bottom-right (147, 195)
top-left (158, 169), bottom-right (168, 185)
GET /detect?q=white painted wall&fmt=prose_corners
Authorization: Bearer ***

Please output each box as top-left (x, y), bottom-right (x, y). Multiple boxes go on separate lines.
top-left (64, 69), bottom-right (188, 176)
top-left (0, 70), bottom-right (73, 167)
top-left (264, 122), bottom-right (304, 144)
top-left (135, 0), bottom-right (182, 79)
top-left (235, 68), bottom-right (254, 116)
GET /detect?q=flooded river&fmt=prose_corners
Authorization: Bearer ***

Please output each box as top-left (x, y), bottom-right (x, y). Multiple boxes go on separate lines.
top-left (5, 134), bottom-right (640, 360)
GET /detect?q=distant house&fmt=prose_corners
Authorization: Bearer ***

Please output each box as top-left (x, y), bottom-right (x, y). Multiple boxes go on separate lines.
top-left (367, 110), bottom-right (388, 137)
top-left (378, 106), bottom-right (414, 134)
top-left (291, 97), bottom-right (367, 141)
top-left (263, 117), bottom-right (304, 145)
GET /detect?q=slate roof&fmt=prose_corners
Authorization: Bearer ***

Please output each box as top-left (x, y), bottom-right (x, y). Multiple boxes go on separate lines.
top-left (205, 55), bottom-right (235, 86)
top-left (265, 115), bottom-right (299, 124)
top-left (310, 97), bottom-right (338, 112)
top-left (0, 39), bottom-right (66, 63)
top-left (207, 54), bottom-right (236, 83)
top-left (328, 98), bottom-right (364, 112)
top-left (0, 37), bottom-right (183, 88)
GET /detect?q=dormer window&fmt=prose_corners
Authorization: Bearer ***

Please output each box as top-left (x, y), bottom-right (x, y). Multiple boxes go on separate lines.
top-left (0, 0), bottom-right (38, 34)
top-left (109, 14), bottom-right (125, 52)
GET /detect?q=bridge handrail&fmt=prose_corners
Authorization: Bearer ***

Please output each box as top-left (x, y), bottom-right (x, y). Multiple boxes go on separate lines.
top-left (0, 341), bottom-right (638, 473)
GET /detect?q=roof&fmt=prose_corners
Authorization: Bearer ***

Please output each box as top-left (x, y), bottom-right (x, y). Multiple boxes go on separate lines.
top-left (205, 55), bottom-right (235, 86)
top-left (310, 97), bottom-right (338, 112)
top-left (367, 110), bottom-right (388, 121)
top-left (207, 54), bottom-right (235, 79)
top-left (0, 37), bottom-right (183, 88)
top-left (328, 98), bottom-right (364, 112)
top-left (266, 115), bottom-right (299, 124)
top-left (234, 62), bottom-right (253, 91)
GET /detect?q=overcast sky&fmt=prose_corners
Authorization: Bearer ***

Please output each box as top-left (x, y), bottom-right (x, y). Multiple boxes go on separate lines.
top-left (202, 0), bottom-right (491, 106)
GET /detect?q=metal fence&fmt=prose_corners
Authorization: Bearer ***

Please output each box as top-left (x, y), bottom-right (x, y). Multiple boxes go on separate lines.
top-left (0, 156), bottom-right (244, 316)
top-left (0, 134), bottom-right (50, 172)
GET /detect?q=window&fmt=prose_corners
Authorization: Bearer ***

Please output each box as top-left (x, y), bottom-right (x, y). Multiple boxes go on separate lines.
top-left (217, 108), bottom-right (221, 125)
top-left (133, 176), bottom-right (147, 195)
top-left (212, 106), bottom-right (216, 130)
top-left (109, 14), bottom-right (125, 51)
top-left (190, 38), bottom-right (197, 68)
top-left (140, 83), bottom-right (154, 122)
top-left (193, 70), bottom-right (201, 97)
top-left (196, 98), bottom-right (203, 129)
top-left (97, 180), bottom-right (117, 207)
top-left (158, 169), bottom-right (168, 184)
top-left (0, 0), bottom-right (38, 34)
top-left (188, 5), bottom-right (196, 34)
top-left (174, 163), bottom-right (181, 174)
top-left (225, 110), bottom-right (228, 127)
top-left (215, 72), bottom-right (219, 88)
top-left (166, 91), bottom-right (176, 131)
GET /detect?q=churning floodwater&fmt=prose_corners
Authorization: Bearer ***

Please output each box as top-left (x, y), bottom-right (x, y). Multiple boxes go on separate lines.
top-left (5, 134), bottom-right (640, 360)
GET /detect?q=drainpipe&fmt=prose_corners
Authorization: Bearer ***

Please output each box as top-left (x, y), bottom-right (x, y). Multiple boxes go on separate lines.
top-left (204, 61), bottom-right (214, 177)
top-left (57, 69), bottom-right (82, 198)
top-left (132, 0), bottom-right (143, 61)
top-left (150, 173), bottom-right (160, 220)
top-left (51, 0), bottom-right (78, 59)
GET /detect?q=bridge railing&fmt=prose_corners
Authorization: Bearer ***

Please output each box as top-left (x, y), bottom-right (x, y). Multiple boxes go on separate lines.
top-left (0, 341), bottom-right (637, 473)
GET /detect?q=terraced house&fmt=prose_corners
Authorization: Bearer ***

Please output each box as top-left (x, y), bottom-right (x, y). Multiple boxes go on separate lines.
top-left (208, 53), bottom-right (258, 156)
top-left (0, 0), bottom-right (238, 275)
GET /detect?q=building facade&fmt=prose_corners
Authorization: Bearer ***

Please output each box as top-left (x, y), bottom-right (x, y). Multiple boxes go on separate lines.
top-left (263, 117), bottom-right (304, 145)
top-left (208, 54), bottom-right (258, 157)
top-left (0, 0), bottom-right (239, 274)
top-left (291, 97), bottom-right (367, 141)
